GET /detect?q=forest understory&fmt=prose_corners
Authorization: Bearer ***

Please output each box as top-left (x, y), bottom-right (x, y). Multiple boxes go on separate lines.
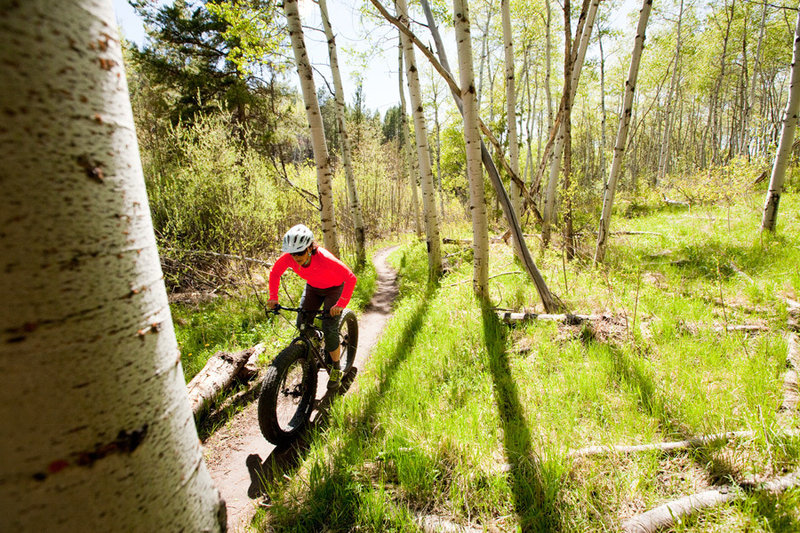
top-left (174, 190), bottom-right (800, 533)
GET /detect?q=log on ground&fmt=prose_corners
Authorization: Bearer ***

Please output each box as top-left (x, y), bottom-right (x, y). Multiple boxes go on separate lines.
top-left (187, 343), bottom-right (265, 416)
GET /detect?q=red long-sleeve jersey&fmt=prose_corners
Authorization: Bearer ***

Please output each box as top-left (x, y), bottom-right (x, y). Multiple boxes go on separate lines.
top-left (268, 247), bottom-right (357, 308)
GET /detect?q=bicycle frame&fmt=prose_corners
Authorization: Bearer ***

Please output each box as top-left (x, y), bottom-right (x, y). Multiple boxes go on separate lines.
top-left (272, 305), bottom-right (330, 372)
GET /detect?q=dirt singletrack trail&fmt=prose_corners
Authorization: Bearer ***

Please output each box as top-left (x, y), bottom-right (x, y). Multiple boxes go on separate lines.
top-left (203, 245), bottom-right (400, 532)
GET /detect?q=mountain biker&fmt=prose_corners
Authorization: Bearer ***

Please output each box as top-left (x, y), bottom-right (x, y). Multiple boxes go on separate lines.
top-left (267, 224), bottom-right (357, 390)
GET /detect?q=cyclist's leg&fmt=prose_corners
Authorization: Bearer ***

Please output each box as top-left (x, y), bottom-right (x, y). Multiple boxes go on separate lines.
top-left (319, 284), bottom-right (344, 359)
top-left (297, 284), bottom-right (323, 330)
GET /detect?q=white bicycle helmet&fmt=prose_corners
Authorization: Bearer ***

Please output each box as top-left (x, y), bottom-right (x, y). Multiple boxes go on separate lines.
top-left (282, 224), bottom-right (314, 254)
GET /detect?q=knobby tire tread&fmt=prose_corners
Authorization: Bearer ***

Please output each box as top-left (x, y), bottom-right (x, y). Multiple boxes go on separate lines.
top-left (257, 342), bottom-right (317, 447)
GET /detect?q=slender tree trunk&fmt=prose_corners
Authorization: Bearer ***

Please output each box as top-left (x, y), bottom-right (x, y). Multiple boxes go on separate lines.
top-left (742, 0), bottom-right (768, 158)
top-left (657, 0), bottom-right (683, 185)
top-left (397, 0), bottom-right (443, 278)
top-left (318, 0), bottom-right (364, 265)
top-left (284, 0), bottom-right (338, 256)
top-left (454, 0), bottom-right (490, 298)
top-left (762, 7), bottom-right (800, 232)
top-left (545, 0), bottom-right (554, 130)
top-left (0, 1), bottom-right (225, 529)
top-left (702, 0), bottom-right (735, 168)
top-left (595, 0), bottom-right (652, 263)
top-left (562, 0), bottom-right (576, 259)
top-left (541, 0), bottom-right (598, 247)
top-left (398, 40), bottom-right (423, 237)
top-left (477, 2), bottom-right (493, 107)
top-left (599, 28), bottom-right (608, 192)
top-left (501, 0), bottom-right (521, 220)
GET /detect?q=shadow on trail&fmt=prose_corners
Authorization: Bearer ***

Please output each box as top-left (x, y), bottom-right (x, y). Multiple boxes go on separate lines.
top-left (482, 305), bottom-right (561, 532)
top-left (252, 285), bottom-right (437, 530)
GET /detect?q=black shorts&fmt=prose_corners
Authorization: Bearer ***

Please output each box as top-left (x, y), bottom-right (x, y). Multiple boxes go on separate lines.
top-left (298, 283), bottom-right (344, 352)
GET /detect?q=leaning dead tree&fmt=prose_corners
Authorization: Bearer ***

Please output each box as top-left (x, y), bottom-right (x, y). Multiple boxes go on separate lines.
top-left (372, 0), bottom-right (563, 312)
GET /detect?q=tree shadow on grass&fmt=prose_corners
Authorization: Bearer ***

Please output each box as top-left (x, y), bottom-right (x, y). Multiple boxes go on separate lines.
top-left (254, 286), bottom-right (437, 531)
top-left (482, 305), bottom-right (561, 532)
top-left (604, 341), bottom-right (758, 486)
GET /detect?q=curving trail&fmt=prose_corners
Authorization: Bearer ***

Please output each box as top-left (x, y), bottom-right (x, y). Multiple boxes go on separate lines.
top-left (203, 246), bottom-right (399, 532)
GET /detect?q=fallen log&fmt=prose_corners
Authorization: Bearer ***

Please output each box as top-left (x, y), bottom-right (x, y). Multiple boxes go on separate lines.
top-left (570, 430), bottom-right (800, 459)
top-left (187, 343), bottom-right (265, 417)
top-left (497, 311), bottom-right (602, 325)
top-left (621, 468), bottom-right (800, 533)
top-left (569, 431), bottom-right (754, 459)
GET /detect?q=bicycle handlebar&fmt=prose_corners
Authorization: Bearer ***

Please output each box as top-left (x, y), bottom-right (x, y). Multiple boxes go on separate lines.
top-left (270, 304), bottom-right (330, 319)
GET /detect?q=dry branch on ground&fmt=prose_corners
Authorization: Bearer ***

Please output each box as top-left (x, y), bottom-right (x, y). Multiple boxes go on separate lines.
top-left (621, 468), bottom-right (800, 533)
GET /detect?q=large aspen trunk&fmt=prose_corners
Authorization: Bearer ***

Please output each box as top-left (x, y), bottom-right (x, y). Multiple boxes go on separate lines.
top-left (761, 7), bottom-right (800, 232)
top-left (396, 0), bottom-right (443, 278)
top-left (0, 1), bottom-right (225, 530)
top-left (318, 0), bottom-right (365, 265)
top-left (594, 0), bottom-right (652, 263)
top-left (454, 0), bottom-right (490, 298)
top-left (501, 0), bottom-right (521, 220)
top-left (284, 0), bottom-right (339, 257)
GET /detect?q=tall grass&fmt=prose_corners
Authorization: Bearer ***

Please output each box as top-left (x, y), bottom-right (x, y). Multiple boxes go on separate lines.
top-left (254, 192), bottom-right (800, 532)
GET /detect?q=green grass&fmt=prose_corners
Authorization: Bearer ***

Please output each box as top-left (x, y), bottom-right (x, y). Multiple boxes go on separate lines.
top-left (245, 192), bottom-right (800, 531)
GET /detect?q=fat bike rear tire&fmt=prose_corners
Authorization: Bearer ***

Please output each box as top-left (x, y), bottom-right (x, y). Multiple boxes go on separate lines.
top-left (258, 342), bottom-right (318, 447)
top-left (337, 309), bottom-right (358, 374)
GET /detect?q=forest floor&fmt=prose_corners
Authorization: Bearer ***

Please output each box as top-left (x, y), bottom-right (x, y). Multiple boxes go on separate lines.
top-left (202, 245), bottom-right (400, 532)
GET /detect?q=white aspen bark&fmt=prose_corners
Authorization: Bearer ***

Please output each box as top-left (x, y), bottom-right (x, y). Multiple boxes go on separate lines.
top-left (599, 30), bottom-right (608, 191)
top-left (318, 0), bottom-right (365, 265)
top-left (397, 0), bottom-right (443, 277)
top-left (762, 7), bottom-right (800, 232)
top-left (398, 39), bottom-right (423, 237)
top-left (594, 0), bottom-right (652, 263)
top-left (454, 0), bottom-right (490, 298)
top-left (545, 0), bottom-right (554, 130)
top-left (284, 0), bottom-right (339, 256)
top-left (541, 0), bottom-right (600, 246)
top-left (501, 0), bottom-right (521, 219)
top-left (0, 2), bottom-right (225, 530)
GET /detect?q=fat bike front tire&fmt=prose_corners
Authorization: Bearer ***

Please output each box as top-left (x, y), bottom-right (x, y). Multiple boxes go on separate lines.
top-left (258, 342), bottom-right (318, 447)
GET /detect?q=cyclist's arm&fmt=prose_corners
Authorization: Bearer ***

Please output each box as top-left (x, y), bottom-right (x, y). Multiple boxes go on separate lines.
top-left (268, 254), bottom-right (294, 303)
top-left (334, 264), bottom-right (357, 308)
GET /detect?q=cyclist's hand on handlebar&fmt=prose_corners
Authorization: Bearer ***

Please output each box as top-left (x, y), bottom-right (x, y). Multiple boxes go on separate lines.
top-left (329, 305), bottom-right (343, 317)
top-left (267, 300), bottom-right (279, 311)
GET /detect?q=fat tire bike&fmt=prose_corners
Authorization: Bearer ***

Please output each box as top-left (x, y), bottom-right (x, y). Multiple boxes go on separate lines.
top-left (257, 305), bottom-right (358, 447)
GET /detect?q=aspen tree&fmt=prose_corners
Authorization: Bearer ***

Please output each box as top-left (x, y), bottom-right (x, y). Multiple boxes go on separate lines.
top-left (0, 1), bottom-right (225, 529)
top-left (595, 0), bottom-right (652, 263)
top-left (762, 6), bottom-right (800, 232)
top-left (396, 0), bottom-right (443, 278)
top-left (284, 0), bottom-right (339, 256)
top-left (454, 0), bottom-right (490, 298)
